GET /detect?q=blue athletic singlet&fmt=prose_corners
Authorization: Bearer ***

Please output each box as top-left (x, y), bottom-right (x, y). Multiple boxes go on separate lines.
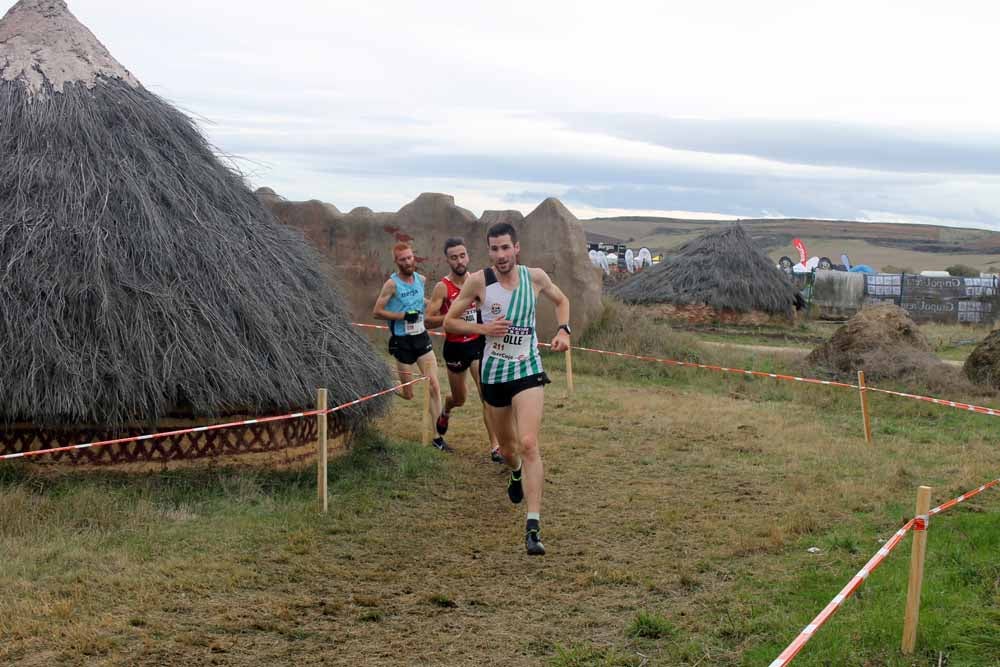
top-left (387, 272), bottom-right (426, 336)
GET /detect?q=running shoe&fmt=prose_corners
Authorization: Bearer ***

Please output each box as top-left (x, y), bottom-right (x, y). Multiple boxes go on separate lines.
top-left (507, 469), bottom-right (523, 504)
top-left (436, 412), bottom-right (449, 435)
top-left (525, 529), bottom-right (546, 556)
top-left (432, 436), bottom-right (454, 453)
top-left (490, 447), bottom-right (505, 464)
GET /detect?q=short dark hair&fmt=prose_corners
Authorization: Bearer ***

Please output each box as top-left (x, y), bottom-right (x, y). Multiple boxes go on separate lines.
top-left (443, 237), bottom-right (466, 255)
top-left (486, 222), bottom-right (517, 244)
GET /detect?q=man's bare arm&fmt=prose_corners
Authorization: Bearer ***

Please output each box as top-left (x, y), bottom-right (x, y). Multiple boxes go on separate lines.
top-left (424, 282), bottom-right (448, 329)
top-left (372, 279), bottom-right (403, 322)
top-left (533, 268), bottom-right (571, 351)
top-left (445, 272), bottom-right (491, 336)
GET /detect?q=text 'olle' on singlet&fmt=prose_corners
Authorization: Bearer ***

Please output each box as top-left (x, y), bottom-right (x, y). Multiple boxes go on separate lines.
top-left (387, 272), bottom-right (426, 337)
top-left (440, 276), bottom-right (480, 344)
top-left (480, 265), bottom-right (543, 384)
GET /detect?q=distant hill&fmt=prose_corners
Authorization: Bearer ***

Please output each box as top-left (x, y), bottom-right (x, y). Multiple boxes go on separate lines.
top-left (582, 216), bottom-right (1000, 273)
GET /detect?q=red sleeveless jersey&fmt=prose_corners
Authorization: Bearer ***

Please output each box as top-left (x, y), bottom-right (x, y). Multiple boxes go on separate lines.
top-left (440, 276), bottom-right (480, 343)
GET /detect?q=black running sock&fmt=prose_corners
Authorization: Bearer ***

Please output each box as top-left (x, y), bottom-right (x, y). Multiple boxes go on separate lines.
top-left (526, 518), bottom-right (540, 533)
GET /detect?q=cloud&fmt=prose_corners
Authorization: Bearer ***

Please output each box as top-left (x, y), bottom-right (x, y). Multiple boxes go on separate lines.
top-left (554, 114), bottom-right (1000, 175)
top-left (206, 106), bottom-right (1000, 229)
top-left (12, 0), bottom-right (1000, 229)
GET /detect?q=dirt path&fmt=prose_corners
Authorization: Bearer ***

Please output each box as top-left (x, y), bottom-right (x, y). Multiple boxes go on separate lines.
top-left (276, 367), bottom-right (915, 666)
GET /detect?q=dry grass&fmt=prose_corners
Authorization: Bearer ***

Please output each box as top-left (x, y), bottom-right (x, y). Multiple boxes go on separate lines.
top-left (3, 334), bottom-right (1000, 665)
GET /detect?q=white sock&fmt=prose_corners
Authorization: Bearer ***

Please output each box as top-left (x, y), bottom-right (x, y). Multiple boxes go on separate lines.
top-left (526, 512), bottom-right (540, 522)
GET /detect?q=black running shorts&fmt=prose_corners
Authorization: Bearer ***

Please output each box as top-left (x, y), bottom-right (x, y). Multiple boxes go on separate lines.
top-left (388, 333), bottom-right (433, 365)
top-left (443, 337), bottom-right (486, 373)
top-left (481, 372), bottom-right (550, 408)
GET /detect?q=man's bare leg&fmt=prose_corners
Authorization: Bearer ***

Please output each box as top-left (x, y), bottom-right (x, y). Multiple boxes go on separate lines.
top-left (486, 403), bottom-right (518, 467)
top-left (415, 352), bottom-right (448, 450)
top-left (414, 352), bottom-right (442, 417)
top-left (511, 386), bottom-right (544, 515)
top-left (471, 359), bottom-right (501, 457)
top-left (394, 360), bottom-right (417, 400)
top-left (443, 368), bottom-right (467, 415)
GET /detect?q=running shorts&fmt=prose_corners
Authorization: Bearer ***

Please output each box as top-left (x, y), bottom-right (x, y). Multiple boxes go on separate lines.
top-left (481, 372), bottom-right (550, 408)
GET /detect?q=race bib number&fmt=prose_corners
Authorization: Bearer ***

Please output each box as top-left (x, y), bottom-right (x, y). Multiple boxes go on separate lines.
top-left (404, 315), bottom-right (425, 335)
top-left (487, 324), bottom-right (533, 362)
top-left (462, 306), bottom-right (478, 323)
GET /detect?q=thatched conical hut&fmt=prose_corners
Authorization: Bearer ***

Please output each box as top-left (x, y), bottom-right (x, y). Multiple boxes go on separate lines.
top-left (0, 0), bottom-right (390, 463)
top-left (611, 224), bottom-right (803, 321)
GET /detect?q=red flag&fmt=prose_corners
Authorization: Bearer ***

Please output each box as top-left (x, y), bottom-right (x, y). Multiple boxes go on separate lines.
top-left (792, 238), bottom-right (807, 264)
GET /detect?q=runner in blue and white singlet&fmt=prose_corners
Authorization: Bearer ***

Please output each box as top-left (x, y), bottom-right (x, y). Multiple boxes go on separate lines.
top-left (480, 264), bottom-right (544, 384)
top-left (372, 242), bottom-right (449, 452)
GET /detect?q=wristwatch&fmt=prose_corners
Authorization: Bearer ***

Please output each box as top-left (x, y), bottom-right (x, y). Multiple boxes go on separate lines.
top-left (558, 323), bottom-right (572, 336)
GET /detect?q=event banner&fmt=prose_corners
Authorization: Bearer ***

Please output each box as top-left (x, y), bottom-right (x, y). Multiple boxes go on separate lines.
top-left (863, 275), bottom-right (1000, 323)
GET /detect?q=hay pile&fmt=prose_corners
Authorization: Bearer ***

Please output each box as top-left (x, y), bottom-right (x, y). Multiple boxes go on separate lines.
top-left (0, 0), bottom-right (391, 428)
top-left (611, 224), bottom-right (803, 317)
top-left (806, 305), bottom-right (938, 379)
top-left (963, 330), bottom-right (1000, 390)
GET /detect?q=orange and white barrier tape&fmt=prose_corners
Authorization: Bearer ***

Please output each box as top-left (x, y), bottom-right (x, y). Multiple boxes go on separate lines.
top-left (566, 343), bottom-right (859, 389)
top-left (770, 477), bottom-right (1000, 666)
top-left (0, 376), bottom-right (427, 462)
top-left (351, 322), bottom-right (857, 389)
top-left (355, 322), bottom-right (1000, 421)
top-left (928, 478), bottom-right (1000, 516)
top-left (769, 520), bottom-right (915, 666)
top-left (866, 386), bottom-right (1000, 417)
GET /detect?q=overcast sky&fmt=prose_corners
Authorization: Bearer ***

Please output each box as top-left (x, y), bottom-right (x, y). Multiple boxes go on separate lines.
top-left (11, 0), bottom-right (1000, 228)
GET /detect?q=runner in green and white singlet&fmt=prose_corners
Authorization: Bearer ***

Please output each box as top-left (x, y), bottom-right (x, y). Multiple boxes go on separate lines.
top-left (481, 264), bottom-right (544, 384)
top-left (444, 222), bottom-right (572, 556)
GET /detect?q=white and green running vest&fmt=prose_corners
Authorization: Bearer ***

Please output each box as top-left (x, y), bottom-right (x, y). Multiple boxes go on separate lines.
top-left (481, 265), bottom-right (543, 384)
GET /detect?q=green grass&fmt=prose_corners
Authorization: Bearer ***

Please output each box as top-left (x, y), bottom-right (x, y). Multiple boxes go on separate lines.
top-left (0, 430), bottom-right (442, 663)
top-left (626, 611), bottom-right (676, 639)
top-left (739, 509), bottom-right (1000, 666)
top-left (6, 312), bottom-right (1000, 665)
top-left (549, 644), bottom-right (643, 667)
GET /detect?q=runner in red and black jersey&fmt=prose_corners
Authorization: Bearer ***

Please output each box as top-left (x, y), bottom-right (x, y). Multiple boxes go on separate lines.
top-left (426, 237), bottom-right (501, 461)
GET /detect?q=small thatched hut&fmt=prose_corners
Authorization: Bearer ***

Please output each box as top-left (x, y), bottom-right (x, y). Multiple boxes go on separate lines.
top-left (611, 224), bottom-right (803, 321)
top-left (0, 0), bottom-right (390, 463)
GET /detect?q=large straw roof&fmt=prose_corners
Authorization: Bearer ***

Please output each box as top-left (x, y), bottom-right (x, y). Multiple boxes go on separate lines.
top-left (612, 224), bottom-right (803, 316)
top-left (0, 0), bottom-right (390, 427)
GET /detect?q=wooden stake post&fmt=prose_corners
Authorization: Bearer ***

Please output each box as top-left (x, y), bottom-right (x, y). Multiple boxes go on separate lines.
top-left (857, 370), bottom-right (873, 444)
top-left (901, 485), bottom-right (932, 654)
top-left (316, 388), bottom-right (328, 513)
top-left (421, 378), bottom-right (431, 446)
top-left (565, 349), bottom-right (575, 396)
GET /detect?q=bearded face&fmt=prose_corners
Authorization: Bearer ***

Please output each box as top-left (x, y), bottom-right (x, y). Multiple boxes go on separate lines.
top-left (446, 245), bottom-right (469, 276)
top-left (394, 248), bottom-right (416, 276)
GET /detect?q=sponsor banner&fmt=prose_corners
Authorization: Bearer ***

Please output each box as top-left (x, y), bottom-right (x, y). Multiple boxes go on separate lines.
top-left (863, 274), bottom-right (1000, 323)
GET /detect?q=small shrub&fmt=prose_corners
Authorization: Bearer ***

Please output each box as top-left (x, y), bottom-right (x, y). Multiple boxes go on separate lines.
top-left (882, 265), bottom-right (914, 274)
top-left (946, 264), bottom-right (981, 277)
top-left (626, 611), bottom-right (676, 639)
top-left (428, 593), bottom-right (457, 608)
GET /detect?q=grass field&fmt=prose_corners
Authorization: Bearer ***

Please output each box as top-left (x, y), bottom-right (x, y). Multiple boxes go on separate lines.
top-left (3, 316), bottom-right (1000, 666)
